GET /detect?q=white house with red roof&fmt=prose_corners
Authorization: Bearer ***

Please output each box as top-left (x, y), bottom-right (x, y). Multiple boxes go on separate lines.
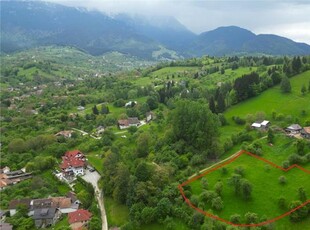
top-left (68, 209), bottom-right (92, 230)
top-left (60, 150), bottom-right (86, 177)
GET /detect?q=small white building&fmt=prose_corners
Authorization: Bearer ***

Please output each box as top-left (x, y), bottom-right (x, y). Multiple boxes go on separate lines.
top-left (251, 120), bottom-right (270, 129)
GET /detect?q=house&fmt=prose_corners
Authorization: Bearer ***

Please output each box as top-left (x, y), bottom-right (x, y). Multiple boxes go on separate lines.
top-left (286, 124), bottom-right (303, 134)
top-left (0, 223), bottom-right (13, 230)
top-left (96, 126), bottom-right (105, 136)
top-left (51, 197), bottom-right (79, 214)
top-left (68, 209), bottom-right (92, 230)
top-left (301, 127), bottom-right (310, 139)
top-left (77, 106), bottom-right (85, 111)
top-left (33, 208), bottom-right (61, 228)
top-left (60, 150), bottom-right (86, 177)
top-left (146, 112), bottom-right (155, 123)
top-left (118, 117), bottom-right (141, 129)
top-left (55, 130), bottom-right (74, 138)
top-left (125, 101), bottom-right (137, 107)
top-left (66, 191), bottom-right (81, 206)
top-left (251, 120), bottom-right (270, 129)
top-left (9, 198), bottom-right (32, 216)
top-left (1, 170), bottom-right (32, 190)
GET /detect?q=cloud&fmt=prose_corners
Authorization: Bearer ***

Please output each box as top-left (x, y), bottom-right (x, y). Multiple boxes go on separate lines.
top-left (46, 0), bottom-right (310, 44)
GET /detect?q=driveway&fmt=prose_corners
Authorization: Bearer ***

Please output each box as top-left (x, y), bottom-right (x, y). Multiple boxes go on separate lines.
top-left (82, 170), bottom-right (108, 230)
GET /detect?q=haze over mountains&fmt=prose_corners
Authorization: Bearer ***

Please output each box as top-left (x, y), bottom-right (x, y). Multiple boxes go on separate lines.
top-left (1, 1), bottom-right (310, 59)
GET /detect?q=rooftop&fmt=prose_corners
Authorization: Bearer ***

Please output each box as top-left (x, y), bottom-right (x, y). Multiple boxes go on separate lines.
top-left (68, 209), bottom-right (92, 224)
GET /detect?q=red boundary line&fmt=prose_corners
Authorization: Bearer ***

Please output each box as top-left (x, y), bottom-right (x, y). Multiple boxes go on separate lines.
top-left (178, 150), bottom-right (310, 227)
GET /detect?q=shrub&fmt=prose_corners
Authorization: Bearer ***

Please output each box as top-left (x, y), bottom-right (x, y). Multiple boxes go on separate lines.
top-left (278, 197), bottom-right (286, 209)
top-left (230, 214), bottom-right (241, 224)
top-left (278, 176), bottom-right (287, 185)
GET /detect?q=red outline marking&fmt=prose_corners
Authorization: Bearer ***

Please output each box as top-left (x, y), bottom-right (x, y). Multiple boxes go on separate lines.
top-left (178, 150), bottom-right (310, 227)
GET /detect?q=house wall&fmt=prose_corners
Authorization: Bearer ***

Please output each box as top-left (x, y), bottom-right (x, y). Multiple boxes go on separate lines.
top-left (59, 208), bottom-right (78, 214)
top-left (73, 167), bottom-right (84, 176)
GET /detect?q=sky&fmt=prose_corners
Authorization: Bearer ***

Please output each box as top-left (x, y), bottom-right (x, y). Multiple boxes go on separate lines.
top-left (46, 0), bottom-right (310, 44)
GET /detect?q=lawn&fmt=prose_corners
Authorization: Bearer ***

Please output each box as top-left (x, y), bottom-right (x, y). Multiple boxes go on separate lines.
top-left (225, 70), bottom-right (310, 123)
top-left (105, 197), bottom-right (129, 227)
top-left (186, 152), bottom-right (310, 226)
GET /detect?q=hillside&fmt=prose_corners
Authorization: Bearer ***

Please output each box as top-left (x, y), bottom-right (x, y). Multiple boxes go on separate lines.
top-left (1, 1), bottom-right (310, 58)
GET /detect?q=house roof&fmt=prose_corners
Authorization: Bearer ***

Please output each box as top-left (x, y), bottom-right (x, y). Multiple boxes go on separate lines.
top-left (0, 223), bottom-right (13, 230)
top-left (303, 127), bottom-right (310, 134)
top-left (261, 120), bottom-right (270, 126)
top-left (9, 198), bottom-right (31, 209)
top-left (287, 124), bottom-right (302, 130)
top-left (68, 209), bottom-right (92, 224)
top-left (128, 117), bottom-right (140, 125)
top-left (66, 191), bottom-right (78, 203)
top-left (118, 119), bottom-right (129, 126)
top-left (33, 208), bottom-right (57, 220)
top-left (51, 197), bottom-right (72, 209)
top-left (60, 150), bottom-right (86, 169)
top-left (32, 198), bottom-right (53, 209)
top-left (251, 123), bottom-right (261, 128)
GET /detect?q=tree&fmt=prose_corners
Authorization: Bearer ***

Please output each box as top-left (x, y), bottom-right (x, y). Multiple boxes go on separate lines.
top-left (136, 132), bottom-right (150, 158)
top-left (289, 200), bottom-right (308, 222)
top-left (278, 176), bottom-right (287, 185)
top-left (278, 196), bottom-right (286, 209)
top-left (135, 162), bottom-right (152, 182)
top-left (113, 163), bottom-right (130, 204)
top-left (244, 212), bottom-right (258, 224)
top-left (280, 76), bottom-right (291, 93)
top-left (229, 174), bottom-right (242, 195)
top-left (292, 56), bottom-right (302, 73)
top-left (267, 128), bottom-right (274, 144)
top-left (241, 179), bottom-right (252, 200)
top-left (214, 181), bottom-right (224, 196)
top-left (209, 96), bottom-right (216, 113)
top-left (170, 100), bottom-right (220, 152)
top-left (230, 214), bottom-right (241, 224)
top-left (301, 84), bottom-right (307, 95)
top-left (216, 92), bottom-right (226, 113)
top-left (100, 104), bottom-right (109, 114)
top-left (211, 196), bottom-right (224, 210)
top-left (298, 187), bottom-right (307, 202)
top-left (92, 105), bottom-right (99, 115)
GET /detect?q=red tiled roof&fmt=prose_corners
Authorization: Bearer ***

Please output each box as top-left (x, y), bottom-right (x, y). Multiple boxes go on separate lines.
top-left (60, 150), bottom-right (85, 169)
top-left (68, 209), bottom-right (92, 224)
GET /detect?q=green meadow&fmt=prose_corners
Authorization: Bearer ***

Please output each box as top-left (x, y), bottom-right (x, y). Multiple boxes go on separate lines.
top-left (188, 152), bottom-right (310, 225)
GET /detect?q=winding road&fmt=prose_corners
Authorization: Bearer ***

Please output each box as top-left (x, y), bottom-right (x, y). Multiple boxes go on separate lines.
top-left (82, 170), bottom-right (108, 230)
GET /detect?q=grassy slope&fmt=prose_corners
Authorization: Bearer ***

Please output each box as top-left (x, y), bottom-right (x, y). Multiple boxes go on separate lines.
top-left (221, 70), bottom-right (310, 140)
top-left (225, 70), bottom-right (310, 121)
top-left (189, 152), bottom-right (310, 226)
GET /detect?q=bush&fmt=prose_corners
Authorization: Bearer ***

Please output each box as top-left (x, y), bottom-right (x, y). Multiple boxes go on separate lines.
top-left (278, 176), bottom-right (287, 185)
top-left (232, 116), bottom-right (246, 125)
top-left (278, 196), bottom-right (286, 209)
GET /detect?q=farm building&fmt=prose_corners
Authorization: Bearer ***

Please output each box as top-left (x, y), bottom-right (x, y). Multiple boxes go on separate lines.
top-left (118, 117), bottom-right (140, 129)
top-left (301, 127), bottom-right (310, 139)
top-left (251, 120), bottom-right (270, 129)
top-left (286, 124), bottom-right (302, 134)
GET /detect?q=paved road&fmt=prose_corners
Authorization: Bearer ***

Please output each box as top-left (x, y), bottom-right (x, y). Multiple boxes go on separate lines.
top-left (82, 170), bottom-right (108, 230)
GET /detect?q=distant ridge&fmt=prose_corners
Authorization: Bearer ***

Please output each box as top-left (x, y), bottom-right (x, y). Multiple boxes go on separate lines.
top-left (1, 1), bottom-right (310, 58)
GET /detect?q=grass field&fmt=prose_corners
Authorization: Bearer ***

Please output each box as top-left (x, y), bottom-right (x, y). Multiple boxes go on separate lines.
top-left (225, 70), bottom-right (310, 122)
top-left (105, 197), bottom-right (129, 227)
top-left (188, 152), bottom-right (310, 225)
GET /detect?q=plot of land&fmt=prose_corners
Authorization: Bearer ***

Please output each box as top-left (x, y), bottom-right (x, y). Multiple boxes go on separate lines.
top-left (180, 151), bottom-right (310, 226)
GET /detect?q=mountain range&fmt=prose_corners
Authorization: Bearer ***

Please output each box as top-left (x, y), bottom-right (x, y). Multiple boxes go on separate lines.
top-left (1, 1), bottom-right (310, 59)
